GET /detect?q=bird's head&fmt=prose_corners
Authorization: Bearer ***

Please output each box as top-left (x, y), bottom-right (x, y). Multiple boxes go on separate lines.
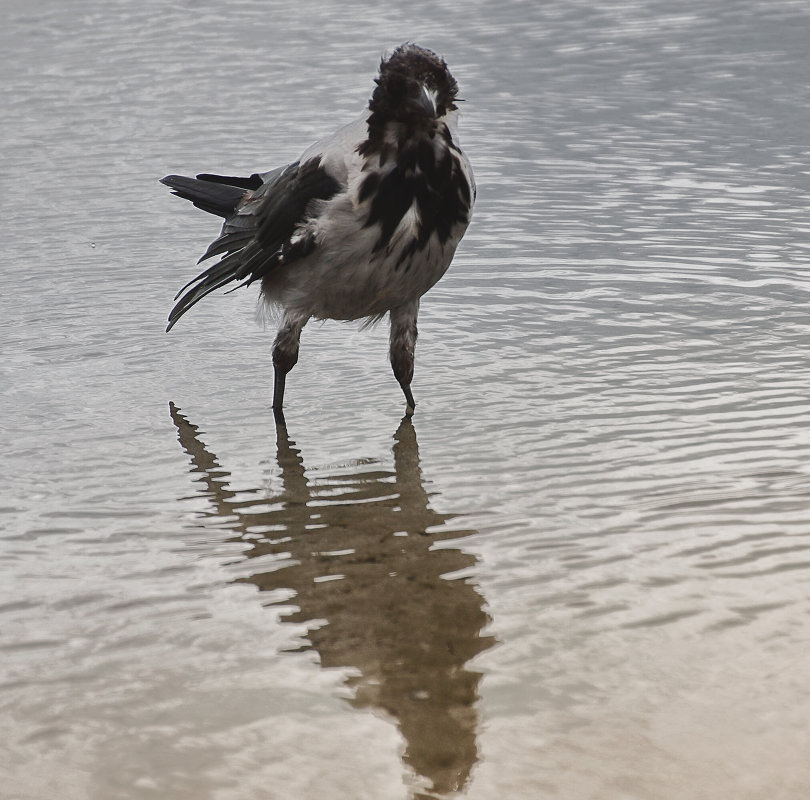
top-left (368, 44), bottom-right (459, 125)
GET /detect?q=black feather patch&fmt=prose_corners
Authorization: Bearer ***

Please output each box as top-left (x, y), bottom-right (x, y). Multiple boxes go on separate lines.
top-left (364, 166), bottom-right (415, 253)
top-left (355, 45), bottom-right (471, 261)
top-left (358, 171), bottom-right (380, 203)
top-left (165, 158), bottom-right (341, 331)
top-left (160, 175), bottom-right (246, 218)
top-left (363, 128), bottom-right (473, 258)
top-left (255, 158), bottom-right (340, 254)
top-left (196, 172), bottom-right (264, 191)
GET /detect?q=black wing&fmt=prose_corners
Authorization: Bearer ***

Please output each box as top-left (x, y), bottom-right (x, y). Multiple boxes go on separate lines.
top-left (165, 159), bottom-right (342, 331)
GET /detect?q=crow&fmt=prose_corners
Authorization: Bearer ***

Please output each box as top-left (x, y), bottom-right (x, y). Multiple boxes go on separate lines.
top-left (161, 44), bottom-right (475, 417)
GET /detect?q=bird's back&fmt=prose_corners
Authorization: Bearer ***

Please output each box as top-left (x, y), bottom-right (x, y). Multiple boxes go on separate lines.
top-left (263, 97), bottom-right (474, 322)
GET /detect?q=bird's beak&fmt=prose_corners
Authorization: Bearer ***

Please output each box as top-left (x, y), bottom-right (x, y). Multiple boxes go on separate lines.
top-left (416, 84), bottom-right (438, 118)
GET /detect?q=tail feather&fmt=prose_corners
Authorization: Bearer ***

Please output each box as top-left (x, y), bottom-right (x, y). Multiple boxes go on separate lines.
top-left (198, 231), bottom-right (254, 263)
top-left (162, 173), bottom-right (260, 330)
top-left (166, 251), bottom-right (247, 331)
top-left (161, 162), bottom-right (315, 331)
top-left (195, 172), bottom-right (264, 191)
top-left (160, 174), bottom-right (246, 218)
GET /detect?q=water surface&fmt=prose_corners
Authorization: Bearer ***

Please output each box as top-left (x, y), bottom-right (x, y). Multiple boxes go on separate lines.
top-left (3, 0), bottom-right (810, 798)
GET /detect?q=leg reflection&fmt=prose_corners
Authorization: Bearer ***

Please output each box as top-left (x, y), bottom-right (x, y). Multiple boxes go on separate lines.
top-left (170, 403), bottom-right (495, 797)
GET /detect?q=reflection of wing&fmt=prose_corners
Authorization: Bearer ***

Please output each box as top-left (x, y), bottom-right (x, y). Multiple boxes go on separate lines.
top-left (170, 404), bottom-right (495, 795)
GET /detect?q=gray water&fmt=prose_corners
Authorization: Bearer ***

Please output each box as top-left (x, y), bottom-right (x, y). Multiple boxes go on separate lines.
top-left (4, 0), bottom-right (810, 797)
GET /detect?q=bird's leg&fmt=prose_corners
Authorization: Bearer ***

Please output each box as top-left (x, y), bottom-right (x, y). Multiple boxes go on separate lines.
top-left (272, 313), bottom-right (308, 414)
top-left (389, 301), bottom-right (419, 416)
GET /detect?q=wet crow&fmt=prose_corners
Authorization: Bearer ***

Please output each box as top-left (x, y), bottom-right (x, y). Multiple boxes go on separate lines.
top-left (161, 44), bottom-right (475, 417)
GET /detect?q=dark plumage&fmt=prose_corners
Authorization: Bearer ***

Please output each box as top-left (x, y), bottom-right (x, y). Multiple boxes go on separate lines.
top-left (161, 44), bottom-right (475, 417)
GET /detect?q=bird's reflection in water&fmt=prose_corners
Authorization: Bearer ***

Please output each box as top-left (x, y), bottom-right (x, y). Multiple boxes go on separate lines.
top-left (169, 404), bottom-right (494, 799)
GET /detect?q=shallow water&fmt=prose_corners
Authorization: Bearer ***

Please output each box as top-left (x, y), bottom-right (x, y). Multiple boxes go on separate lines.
top-left (4, 0), bottom-right (810, 798)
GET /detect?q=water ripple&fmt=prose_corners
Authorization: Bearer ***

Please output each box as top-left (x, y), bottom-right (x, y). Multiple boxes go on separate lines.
top-left (4, 0), bottom-right (810, 796)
